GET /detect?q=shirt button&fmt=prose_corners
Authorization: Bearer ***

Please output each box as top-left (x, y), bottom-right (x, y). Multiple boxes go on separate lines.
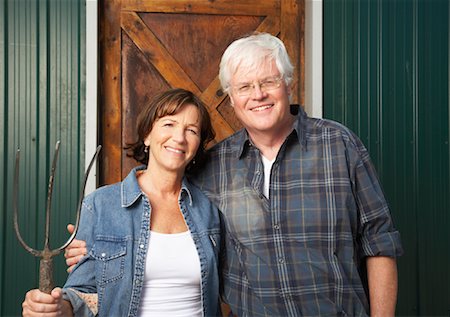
top-left (273, 224), bottom-right (280, 230)
top-left (278, 258), bottom-right (285, 264)
top-left (139, 244), bottom-right (144, 249)
top-left (101, 253), bottom-right (106, 257)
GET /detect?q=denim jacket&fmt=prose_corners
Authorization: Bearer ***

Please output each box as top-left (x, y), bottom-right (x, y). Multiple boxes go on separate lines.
top-left (62, 166), bottom-right (222, 317)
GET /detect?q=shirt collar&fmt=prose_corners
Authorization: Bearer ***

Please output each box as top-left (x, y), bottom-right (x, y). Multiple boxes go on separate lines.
top-left (180, 177), bottom-right (194, 206)
top-left (292, 104), bottom-right (308, 151)
top-left (121, 166), bottom-right (146, 207)
top-left (234, 104), bottom-right (307, 159)
top-left (234, 129), bottom-right (252, 159)
top-left (121, 165), bottom-right (194, 208)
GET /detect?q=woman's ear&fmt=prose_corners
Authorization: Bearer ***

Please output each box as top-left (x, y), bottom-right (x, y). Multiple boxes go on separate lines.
top-left (143, 134), bottom-right (151, 147)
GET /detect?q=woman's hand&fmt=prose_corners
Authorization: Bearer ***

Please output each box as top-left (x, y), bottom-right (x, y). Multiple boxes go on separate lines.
top-left (22, 287), bottom-right (73, 317)
top-left (64, 224), bottom-right (87, 273)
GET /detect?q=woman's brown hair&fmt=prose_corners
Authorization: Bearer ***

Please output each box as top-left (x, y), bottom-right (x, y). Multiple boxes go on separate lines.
top-left (125, 88), bottom-right (215, 170)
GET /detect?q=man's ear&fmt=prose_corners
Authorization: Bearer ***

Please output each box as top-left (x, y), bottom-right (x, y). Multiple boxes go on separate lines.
top-left (228, 95), bottom-right (235, 107)
top-left (286, 82), bottom-right (293, 103)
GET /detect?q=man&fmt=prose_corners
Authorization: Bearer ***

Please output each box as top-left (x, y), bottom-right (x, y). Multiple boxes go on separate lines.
top-left (66, 33), bottom-right (403, 316)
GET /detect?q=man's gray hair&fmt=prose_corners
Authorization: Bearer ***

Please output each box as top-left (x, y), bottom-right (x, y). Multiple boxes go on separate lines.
top-left (219, 32), bottom-right (294, 93)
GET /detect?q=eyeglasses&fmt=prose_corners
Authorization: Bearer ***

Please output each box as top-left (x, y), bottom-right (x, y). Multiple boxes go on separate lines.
top-left (231, 76), bottom-right (283, 97)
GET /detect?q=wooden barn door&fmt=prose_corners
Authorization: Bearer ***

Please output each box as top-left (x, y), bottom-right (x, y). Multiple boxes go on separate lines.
top-left (99, 0), bottom-right (305, 184)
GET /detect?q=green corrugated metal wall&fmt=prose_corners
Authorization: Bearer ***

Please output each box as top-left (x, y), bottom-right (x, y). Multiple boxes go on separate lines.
top-left (324, 0), bottom-right (449, 315)
top-left (0, 0), bottom-right (86, 316)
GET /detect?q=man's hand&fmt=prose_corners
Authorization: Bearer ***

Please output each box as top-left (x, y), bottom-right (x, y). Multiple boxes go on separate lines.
top-left (64, 224), bottom-right (87, 273)
top-left (22, 287), bottom-right (73, 317)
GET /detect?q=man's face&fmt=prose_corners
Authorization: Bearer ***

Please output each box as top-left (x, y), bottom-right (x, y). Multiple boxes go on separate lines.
top-left (228, 59), bottom-right (293, 138)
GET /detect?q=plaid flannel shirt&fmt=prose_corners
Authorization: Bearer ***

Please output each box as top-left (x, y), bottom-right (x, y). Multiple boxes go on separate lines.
top-left (190, 106), bottom-right (403, 317)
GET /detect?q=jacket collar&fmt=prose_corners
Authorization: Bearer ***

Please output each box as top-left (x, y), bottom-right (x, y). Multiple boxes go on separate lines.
top-left (121, 165), bottom-right (193, 208)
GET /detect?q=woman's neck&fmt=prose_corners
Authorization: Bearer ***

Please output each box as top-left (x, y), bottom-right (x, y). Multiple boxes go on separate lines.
top-left (137, 166), bottom-right (182, 198)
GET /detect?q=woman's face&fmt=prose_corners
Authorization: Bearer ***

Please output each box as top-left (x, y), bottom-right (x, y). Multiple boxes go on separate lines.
top-left (144, 104), bottom-right (201, 175)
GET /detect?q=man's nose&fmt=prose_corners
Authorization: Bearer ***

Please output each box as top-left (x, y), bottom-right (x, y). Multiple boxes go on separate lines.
top-left (251, 83), bottom-right (266, 99)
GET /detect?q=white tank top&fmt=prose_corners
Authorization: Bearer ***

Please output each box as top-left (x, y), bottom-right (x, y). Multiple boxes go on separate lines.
top-left (137, 230), bottom-right (202, 317)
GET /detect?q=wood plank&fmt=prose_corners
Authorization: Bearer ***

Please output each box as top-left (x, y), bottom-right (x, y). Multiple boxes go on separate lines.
top-left (281, 0), bottom-right (304, 105)
top-left (255, 14), bottom-right (280, 34)
top-left (200, 77), bottom-right (226, 109)
top-left (121, 11), bottom-right (202, 95)
top-left (122, 0), bottom-right (280, 16)
top-left (200, 77), bottom-right (235, 141)
top-left (100, 0), bottom-right (122, 184)
top-left (138, 13), bottom-right (262, 92)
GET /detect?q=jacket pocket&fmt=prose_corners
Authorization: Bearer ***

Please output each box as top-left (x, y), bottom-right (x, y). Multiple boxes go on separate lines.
top-left (91, 235), bottom-right (127, 286)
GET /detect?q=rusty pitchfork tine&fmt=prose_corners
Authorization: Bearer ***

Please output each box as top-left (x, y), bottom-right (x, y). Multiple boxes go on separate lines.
top-left (44, 140), bottom-right (62, 251)
top-left (13, 141), bottom-right (102, 294)
top-left (60, 144), bottom-right (102, 250)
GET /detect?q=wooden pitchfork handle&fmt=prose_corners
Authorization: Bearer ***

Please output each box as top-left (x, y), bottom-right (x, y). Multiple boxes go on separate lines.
top-left (13, 141), bottom-right (101, 293)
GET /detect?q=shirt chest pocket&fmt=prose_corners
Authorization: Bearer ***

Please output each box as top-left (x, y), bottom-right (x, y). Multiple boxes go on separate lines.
top-left (91, 236), bottom-right (127, 286)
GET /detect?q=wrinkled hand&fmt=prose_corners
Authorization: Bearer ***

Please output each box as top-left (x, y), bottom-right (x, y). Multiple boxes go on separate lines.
top-left (22, 287), bottom-right (73, 317)
top-left (64, 224), bottom-right (87, 273)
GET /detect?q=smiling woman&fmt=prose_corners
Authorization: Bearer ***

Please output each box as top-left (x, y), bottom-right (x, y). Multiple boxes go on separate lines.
top-left (21, 89), bottom-right (222, 317)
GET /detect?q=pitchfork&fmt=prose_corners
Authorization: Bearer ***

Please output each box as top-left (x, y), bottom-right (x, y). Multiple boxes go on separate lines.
top-left (13, 141), bottom-right (101, 294)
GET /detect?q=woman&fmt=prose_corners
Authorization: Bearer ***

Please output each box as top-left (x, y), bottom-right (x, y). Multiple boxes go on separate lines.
top-left (22, 88), bottom-right (221, 317)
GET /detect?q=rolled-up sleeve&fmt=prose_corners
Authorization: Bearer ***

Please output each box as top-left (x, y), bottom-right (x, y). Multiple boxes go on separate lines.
top-left (352, 141), bottom-right (404, 258)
